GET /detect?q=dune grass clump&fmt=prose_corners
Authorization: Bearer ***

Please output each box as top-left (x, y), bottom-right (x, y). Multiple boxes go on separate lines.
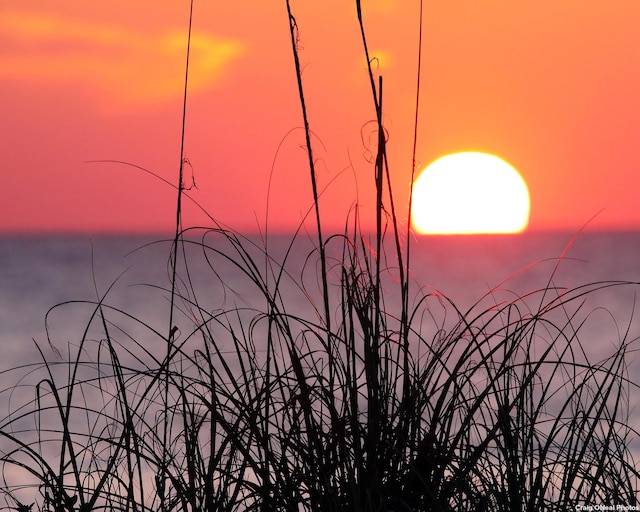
top-left (1, 229), bottom-right (639, 512)
top-left (1, 1), bottom-right (639, 511)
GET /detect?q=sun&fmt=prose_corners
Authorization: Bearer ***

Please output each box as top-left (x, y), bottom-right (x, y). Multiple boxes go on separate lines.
top-left (411, 152), bottom-right (530, 234)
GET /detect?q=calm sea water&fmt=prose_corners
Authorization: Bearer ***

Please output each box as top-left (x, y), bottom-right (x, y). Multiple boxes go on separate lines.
top-left (1, 231), bottom-right (640, 411)
top-left (0, 230), bottom-right (638, 363)
top-left (2, 231), bottom-right (640, 360)
top-left (1, 230), bottom-right (640, 498)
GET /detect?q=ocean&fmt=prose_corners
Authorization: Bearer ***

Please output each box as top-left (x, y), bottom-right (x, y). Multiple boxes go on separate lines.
top-left (1, 230), bottom-right (640, 504)
top-left (2, 230), bottom-right (640, 367)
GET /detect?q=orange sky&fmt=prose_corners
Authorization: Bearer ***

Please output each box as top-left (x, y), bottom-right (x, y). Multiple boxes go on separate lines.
top-left (2, 1), bottom-right (639, 234)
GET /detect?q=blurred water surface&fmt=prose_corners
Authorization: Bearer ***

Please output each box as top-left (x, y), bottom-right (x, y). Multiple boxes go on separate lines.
top-left (2, 231), bottom-right (640, 359)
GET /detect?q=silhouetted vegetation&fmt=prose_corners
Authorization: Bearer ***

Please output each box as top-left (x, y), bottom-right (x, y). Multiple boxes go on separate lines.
top-left (1, 2), bottom-right (639, 511)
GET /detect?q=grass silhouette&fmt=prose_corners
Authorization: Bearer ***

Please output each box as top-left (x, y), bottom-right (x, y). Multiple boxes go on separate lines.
top-left (2, 2), bottom-right (640, 511)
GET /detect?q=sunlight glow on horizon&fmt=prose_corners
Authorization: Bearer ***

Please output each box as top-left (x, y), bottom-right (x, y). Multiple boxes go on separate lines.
top-left (411, 152), bottom-right (531, 235)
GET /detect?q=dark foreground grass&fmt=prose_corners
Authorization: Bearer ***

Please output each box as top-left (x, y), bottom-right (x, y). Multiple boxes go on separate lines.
top-left (2, 2), bottom-right (640, 511)
top-left (1, 230), bottom-right (639, 511)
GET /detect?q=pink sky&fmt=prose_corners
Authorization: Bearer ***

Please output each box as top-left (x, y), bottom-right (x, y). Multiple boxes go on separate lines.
top-left (2, 1), bottom-right (640, 233)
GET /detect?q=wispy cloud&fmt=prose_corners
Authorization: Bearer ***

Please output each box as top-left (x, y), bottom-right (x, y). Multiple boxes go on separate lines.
top-left (0, 10), bottom-right (245, 109)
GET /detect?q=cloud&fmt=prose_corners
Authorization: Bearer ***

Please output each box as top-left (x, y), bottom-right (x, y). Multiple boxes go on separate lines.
top-left (368, 49), bottom-right (393, 72)
top-left (0, 10), bottom-right (245, 109)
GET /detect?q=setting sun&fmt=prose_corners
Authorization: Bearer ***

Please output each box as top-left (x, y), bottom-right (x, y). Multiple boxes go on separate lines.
top-left (412, 152), bottom-right (530, 235)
